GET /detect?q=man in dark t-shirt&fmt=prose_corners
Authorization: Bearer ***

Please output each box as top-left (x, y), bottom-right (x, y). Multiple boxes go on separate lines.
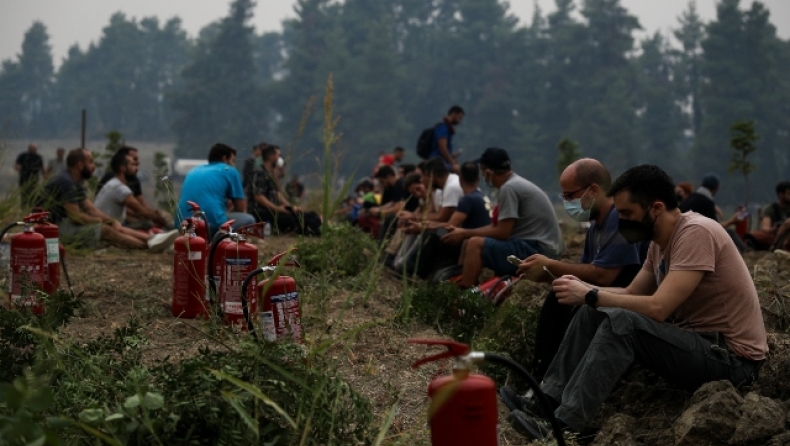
top-left (15, 143), bottom-right (44, 207)
top-left (359, 165), bottom-right (406, 240)
top-left (679, 173), bottom-right (747, 252)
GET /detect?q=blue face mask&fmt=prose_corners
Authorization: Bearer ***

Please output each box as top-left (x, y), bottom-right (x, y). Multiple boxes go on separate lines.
top-left (254, 157), bottom-right (263, 168)
top-left (563, 187), bottom-right (593, 222)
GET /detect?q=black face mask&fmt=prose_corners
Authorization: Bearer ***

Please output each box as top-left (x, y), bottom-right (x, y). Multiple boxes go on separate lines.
top-left (618, 211), bottom-right (655, 244)
top-left (675, 193), bottom-right (684, 203)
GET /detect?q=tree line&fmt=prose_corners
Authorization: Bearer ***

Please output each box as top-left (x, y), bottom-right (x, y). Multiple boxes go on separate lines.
top-left (0, 0), bottom-right (788, 203)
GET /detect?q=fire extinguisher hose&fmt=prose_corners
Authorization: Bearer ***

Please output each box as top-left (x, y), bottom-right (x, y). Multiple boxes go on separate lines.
top-left (482, 353), bottom-right (567, 446)
top-left (60, 251), bottom-right (74, 293)
top-left (206, 232), bottom-right (231, 307)
top-left (0, 221), bottom-right (21, 242)
top-left (240, 267), bottom-right (264, 340)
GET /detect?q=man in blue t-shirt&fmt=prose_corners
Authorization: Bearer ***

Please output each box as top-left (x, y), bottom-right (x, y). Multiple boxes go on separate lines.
top-left (176, 143), bottom-right (255, 236)
top-left (427, 105), bottom-right (465, 173)
top-left (500, 159), bottom-right (647, 433)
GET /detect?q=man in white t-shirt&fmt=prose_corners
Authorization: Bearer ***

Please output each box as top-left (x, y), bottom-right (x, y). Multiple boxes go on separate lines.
top-left (95, 151), bottom-right (175, 230)
top-left (420, 157), bottom-right (463, 224)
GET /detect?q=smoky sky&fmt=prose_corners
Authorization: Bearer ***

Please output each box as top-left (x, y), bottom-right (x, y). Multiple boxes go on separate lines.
top-left (0, 0), bottom-right (789, 65)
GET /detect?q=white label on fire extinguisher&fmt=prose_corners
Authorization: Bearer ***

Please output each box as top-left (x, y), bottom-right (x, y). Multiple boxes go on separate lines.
top-left (188, 251), bottom-right (202, 261)
top-left (260, 311), bottom-right (277, 341)
top-left (46, 238), bottom-right (59, 264)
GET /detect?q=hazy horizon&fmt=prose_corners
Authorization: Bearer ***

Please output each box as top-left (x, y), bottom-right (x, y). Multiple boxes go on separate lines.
top-left (1, 0), bottom-right (789, 66)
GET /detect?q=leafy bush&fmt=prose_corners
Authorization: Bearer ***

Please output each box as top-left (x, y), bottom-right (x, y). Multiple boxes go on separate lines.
top-left (296, 223), bottom-right (377, 278)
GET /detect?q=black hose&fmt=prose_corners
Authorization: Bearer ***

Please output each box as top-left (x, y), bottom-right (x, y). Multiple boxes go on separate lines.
top-left (206, 232), bottom-right (231, 309)
top-left (240, 267), bottom-right (264, 340)
top-left (0, 222), bottom-right (20, 244)
top-left (483, 353), bottom-right (567, 446)
top-left (60, 245), bottom-right (73, 292)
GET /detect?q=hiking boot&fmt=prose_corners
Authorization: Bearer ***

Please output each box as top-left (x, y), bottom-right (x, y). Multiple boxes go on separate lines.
top-left (148, 229), bottom-right (180, 253)
top-left (500, 385), bottom-right (555, 419)
top-left (506, 410), bottom-right (550, 440)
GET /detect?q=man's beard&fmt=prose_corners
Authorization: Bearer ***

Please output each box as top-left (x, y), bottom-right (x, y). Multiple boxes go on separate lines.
top-left (80, 167), bottom-right (92, 180)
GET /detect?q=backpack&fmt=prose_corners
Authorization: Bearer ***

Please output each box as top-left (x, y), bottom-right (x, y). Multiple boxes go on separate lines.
top-left (416, 123), bottom-right (441, 159)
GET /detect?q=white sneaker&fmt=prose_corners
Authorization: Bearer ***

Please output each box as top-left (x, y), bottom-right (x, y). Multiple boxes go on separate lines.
top-left (147, 229), bottom-right (180, 253)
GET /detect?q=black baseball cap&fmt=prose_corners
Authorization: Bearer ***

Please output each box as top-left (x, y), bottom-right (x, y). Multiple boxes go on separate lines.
top-left (475, 147), bottom-right (511, 170)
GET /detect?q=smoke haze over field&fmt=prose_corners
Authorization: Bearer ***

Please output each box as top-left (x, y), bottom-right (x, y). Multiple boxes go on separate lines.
top-left (1, 0), bottom-right (789, 65)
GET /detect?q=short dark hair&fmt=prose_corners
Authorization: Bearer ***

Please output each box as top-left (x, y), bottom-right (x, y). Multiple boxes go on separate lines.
top-left (375, 165), bottom-right (396, 179)
top-left (403, 172), bottom-right (422, 190)
top-left (400, 163), bottom-right (417, 176)
top-left (110, 151), bottom-right (131, 174)
top-left (448, 105), bottom-right (465, 116)
top-left (261, 144), bottom-right (279, 161)
top-left (460, 161), bottom-right (479, 184)
top-left (394, 146), bottom-right (405, 152)
top-left (208, 143), bottom-right (237, 162)
top-left (574, 159), bottom-right (611, 192)
top-left (607, 164), bottom-right (678, 210)
top-left (423, 158), bottom-right (449, 177)
top-left (66, 148), bottom-right (87, 168)
top-left (356, 180), bottom-right (373, 193)
top-left (776, 181), bottom-right (790, 195)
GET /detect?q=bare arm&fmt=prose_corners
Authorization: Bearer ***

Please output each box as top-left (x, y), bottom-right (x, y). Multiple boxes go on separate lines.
top-left (64, 202), bottom-right (102, 225)
top-left (441, 218), bottom-right (515, 245)
top-left (432, 206), bottom-right (456, 223)
top-left (81, 199), bottom-right (115, 223)
top-left (254, 193), bottom-right (287, 214)
top-left (761, 216), bottom-right (773, 231)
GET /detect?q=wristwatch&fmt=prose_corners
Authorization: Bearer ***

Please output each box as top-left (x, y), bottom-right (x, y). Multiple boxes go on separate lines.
top-left (585, 288), bottom-right (599, 308)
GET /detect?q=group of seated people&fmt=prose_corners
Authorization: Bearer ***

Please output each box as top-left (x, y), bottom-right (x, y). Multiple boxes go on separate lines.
top-left (33, 146), bottom-right (179, 251)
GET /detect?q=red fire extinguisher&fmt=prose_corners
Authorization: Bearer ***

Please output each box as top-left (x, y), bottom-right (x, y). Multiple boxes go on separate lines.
top-left (7, 213), bottom-right (50, 314)
top-left (186, 201), bottom-right (210, 248)
top-left (409, 339), bottom-right (567, 446)
top-left (240, 249), bottom-right (303, 342)
top-left (172, 218), bottom-right (208, 318)
top-left (217, 232), bottom-right (259, 325)
top-left (206, 219), bottom-right (236, 309)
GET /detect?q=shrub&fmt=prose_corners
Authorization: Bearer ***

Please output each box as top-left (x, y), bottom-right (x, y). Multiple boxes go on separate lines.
top-left (296, 223), bottom-right (377, 278)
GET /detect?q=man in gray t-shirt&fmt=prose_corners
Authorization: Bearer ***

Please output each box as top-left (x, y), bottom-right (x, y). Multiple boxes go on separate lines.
top-left (95, 177), bottom-right (133, 221)
top-left (442, 147), bottom-right (564, 288)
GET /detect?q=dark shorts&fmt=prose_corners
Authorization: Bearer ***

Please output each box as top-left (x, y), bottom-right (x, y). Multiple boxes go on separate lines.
top-left (482, 238), bottom-right (544, 277)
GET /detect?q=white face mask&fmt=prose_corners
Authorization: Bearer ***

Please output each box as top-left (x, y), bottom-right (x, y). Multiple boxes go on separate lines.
top-left (563, 187), bottom-right (594, 222)
top-left (276, 157), bottom-right (284, 168)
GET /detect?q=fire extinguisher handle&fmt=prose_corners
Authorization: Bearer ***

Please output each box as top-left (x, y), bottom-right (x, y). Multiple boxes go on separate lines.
top-left (186, 201), bottom-right (200, 211)
top-left (236, 222), bottom-right (266, 239)
top-left (267, 248), bottom-right (300, 267)
top-left (408, 339), bottom-right (471, 369)
top-left (219, 219), bottom-right (237, 232)
top-left (23, 212), bottom-right (50, 223)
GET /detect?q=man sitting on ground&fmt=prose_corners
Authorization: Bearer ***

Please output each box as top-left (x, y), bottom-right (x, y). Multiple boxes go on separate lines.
top-left (509, 165), bottom-right (767, 440)
top-left (38, 148), bottom-right (178, 251)
top-left (501, 159), bottom-right (645, 416)
top-left (442, 148), bottom-right (564, 288)
top-left (96, 152), bottom-right (174, 236)
top-left (248, 144), bottom-right (321, 236)
top-left (679, 173), bottom-right (748, 252)
top-left (176, 143), bottom-right (256, 236)
top-left (744, 180), bottom-right (790, 251)
top-left (359, 166), bottom-right (407, 240)
top-left (97, 146), bottom-right (168, 230)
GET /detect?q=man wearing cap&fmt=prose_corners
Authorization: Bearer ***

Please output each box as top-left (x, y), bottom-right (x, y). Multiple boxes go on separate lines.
top-left (680, 173), bottom-right (747, 252)
top-left (442, 147), bottom-right (564, 288)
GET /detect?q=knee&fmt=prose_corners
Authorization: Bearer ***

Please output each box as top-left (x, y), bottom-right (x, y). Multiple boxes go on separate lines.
top-left (467, 236), bottom-right (484, 252)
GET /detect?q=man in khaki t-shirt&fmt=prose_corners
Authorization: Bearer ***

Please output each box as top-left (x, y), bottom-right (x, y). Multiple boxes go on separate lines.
top-left (509, 165), bottom-right (768, 440)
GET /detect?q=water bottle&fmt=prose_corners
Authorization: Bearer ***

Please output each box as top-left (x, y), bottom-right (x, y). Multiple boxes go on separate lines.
top-left (264, 221), bottom-right (272, 238)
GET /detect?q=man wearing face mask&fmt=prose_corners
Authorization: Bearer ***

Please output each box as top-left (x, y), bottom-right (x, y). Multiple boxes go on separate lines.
top-left (242, 144), bottom-right (264, 189)
top-left (249, 144), bottom-right (321, 236)
top-left (176, 143), bottom-right (256, 237)
top-left (39, 148), bottom-right (177, 250)
top-left (509, 165), bottom-right (767, 440)
top-left (442, 148), bottom-right (564, 288)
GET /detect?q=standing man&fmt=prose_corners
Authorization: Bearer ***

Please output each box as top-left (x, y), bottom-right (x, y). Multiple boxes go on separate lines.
top-left (45, 147), bottom-right (66, 179)
top-left (15, 143), bottom-right (44, 207)
top-left (442, 148), bottom-right (564, 288)
top-left (176, 143), bottom-right (255, 236)
top-left (512, 165), bottom-right (767, 440)
top-left (427, 106), bottom-right (465, 173)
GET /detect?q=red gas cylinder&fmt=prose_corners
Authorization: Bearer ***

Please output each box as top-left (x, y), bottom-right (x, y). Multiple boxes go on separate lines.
top-left (186, 201), bottom-right (209, 250)
top-left (258, 274), bottom-right (302, 342)
top-left (33, 220), bottom-right (60, 295)
top-left (218, 233), bottom-right (258, 325)
top-left (172, 219), bottom-right (208, 318)
top-left (9, 214), bottom-right (48, 314)
top-left (410, 339), bottom-right (499, 446)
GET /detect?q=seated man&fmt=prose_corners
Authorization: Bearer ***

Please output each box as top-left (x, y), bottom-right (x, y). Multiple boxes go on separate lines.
top-left (97, 146), bottom-right (168, 229)
top-left (96, 151), bottom-right (173, 234)
top-left (506, 158), bottom-right (645, 387)
top-left (510, 165), bottom-right (767, 440)
top-left (744, 180), bottom-right (790, 251)
top-left (679, 173), bottom-right (746, 252)
top-left (442, 148), bottom-right (564, 288)
top-left (38, 148), bottom-right (178, 251)
top-left (248, 144), bottom-right (321, 236)
top-left (359, 165), bottom-right (406, 240)
top-left (176, 143), bottom-right (256, 237)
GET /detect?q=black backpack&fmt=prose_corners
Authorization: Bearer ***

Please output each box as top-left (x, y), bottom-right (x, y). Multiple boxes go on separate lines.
top-left (416, 123), bottom-right (441, 159)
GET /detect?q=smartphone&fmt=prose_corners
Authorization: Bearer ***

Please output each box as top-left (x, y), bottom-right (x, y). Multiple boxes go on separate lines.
top-left (506, 255), bottom-right (522, 266)
top-left (543, 266), bottom-right (558, 280)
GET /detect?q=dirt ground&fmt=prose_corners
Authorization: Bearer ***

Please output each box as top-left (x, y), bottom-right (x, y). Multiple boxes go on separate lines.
top-left (2, 232), bottom-right (789, 446)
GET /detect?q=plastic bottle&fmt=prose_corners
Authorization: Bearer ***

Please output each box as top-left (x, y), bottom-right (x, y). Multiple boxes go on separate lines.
top-left (264, 222), bottom-right (272, 238)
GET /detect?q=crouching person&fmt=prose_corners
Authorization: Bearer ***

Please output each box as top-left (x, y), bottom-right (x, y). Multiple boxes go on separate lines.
top-left (38, 148), bottom-right (178, 251)
top-left (507, 165), bottom-right (768, 440)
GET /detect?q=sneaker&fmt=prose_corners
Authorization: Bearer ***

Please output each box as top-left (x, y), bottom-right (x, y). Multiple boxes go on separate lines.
top-left (774, 249), bottom-right (790, 260)
top-left (147, 229), bottom-right (180, 253)
top-left (506, 410), bottom-right (550, 440)
top-left (500, 386), bottom-right (557, 419)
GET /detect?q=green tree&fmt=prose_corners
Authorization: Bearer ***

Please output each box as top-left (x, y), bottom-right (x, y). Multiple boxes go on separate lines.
top-left (557, 137), bottom-right (581, 176)
top-left (728, 120), bottom-right (758, 206)
top-left (673, 0), bottom-right (705, 137)
top-left (169, 0), bottom-right (265, 157)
